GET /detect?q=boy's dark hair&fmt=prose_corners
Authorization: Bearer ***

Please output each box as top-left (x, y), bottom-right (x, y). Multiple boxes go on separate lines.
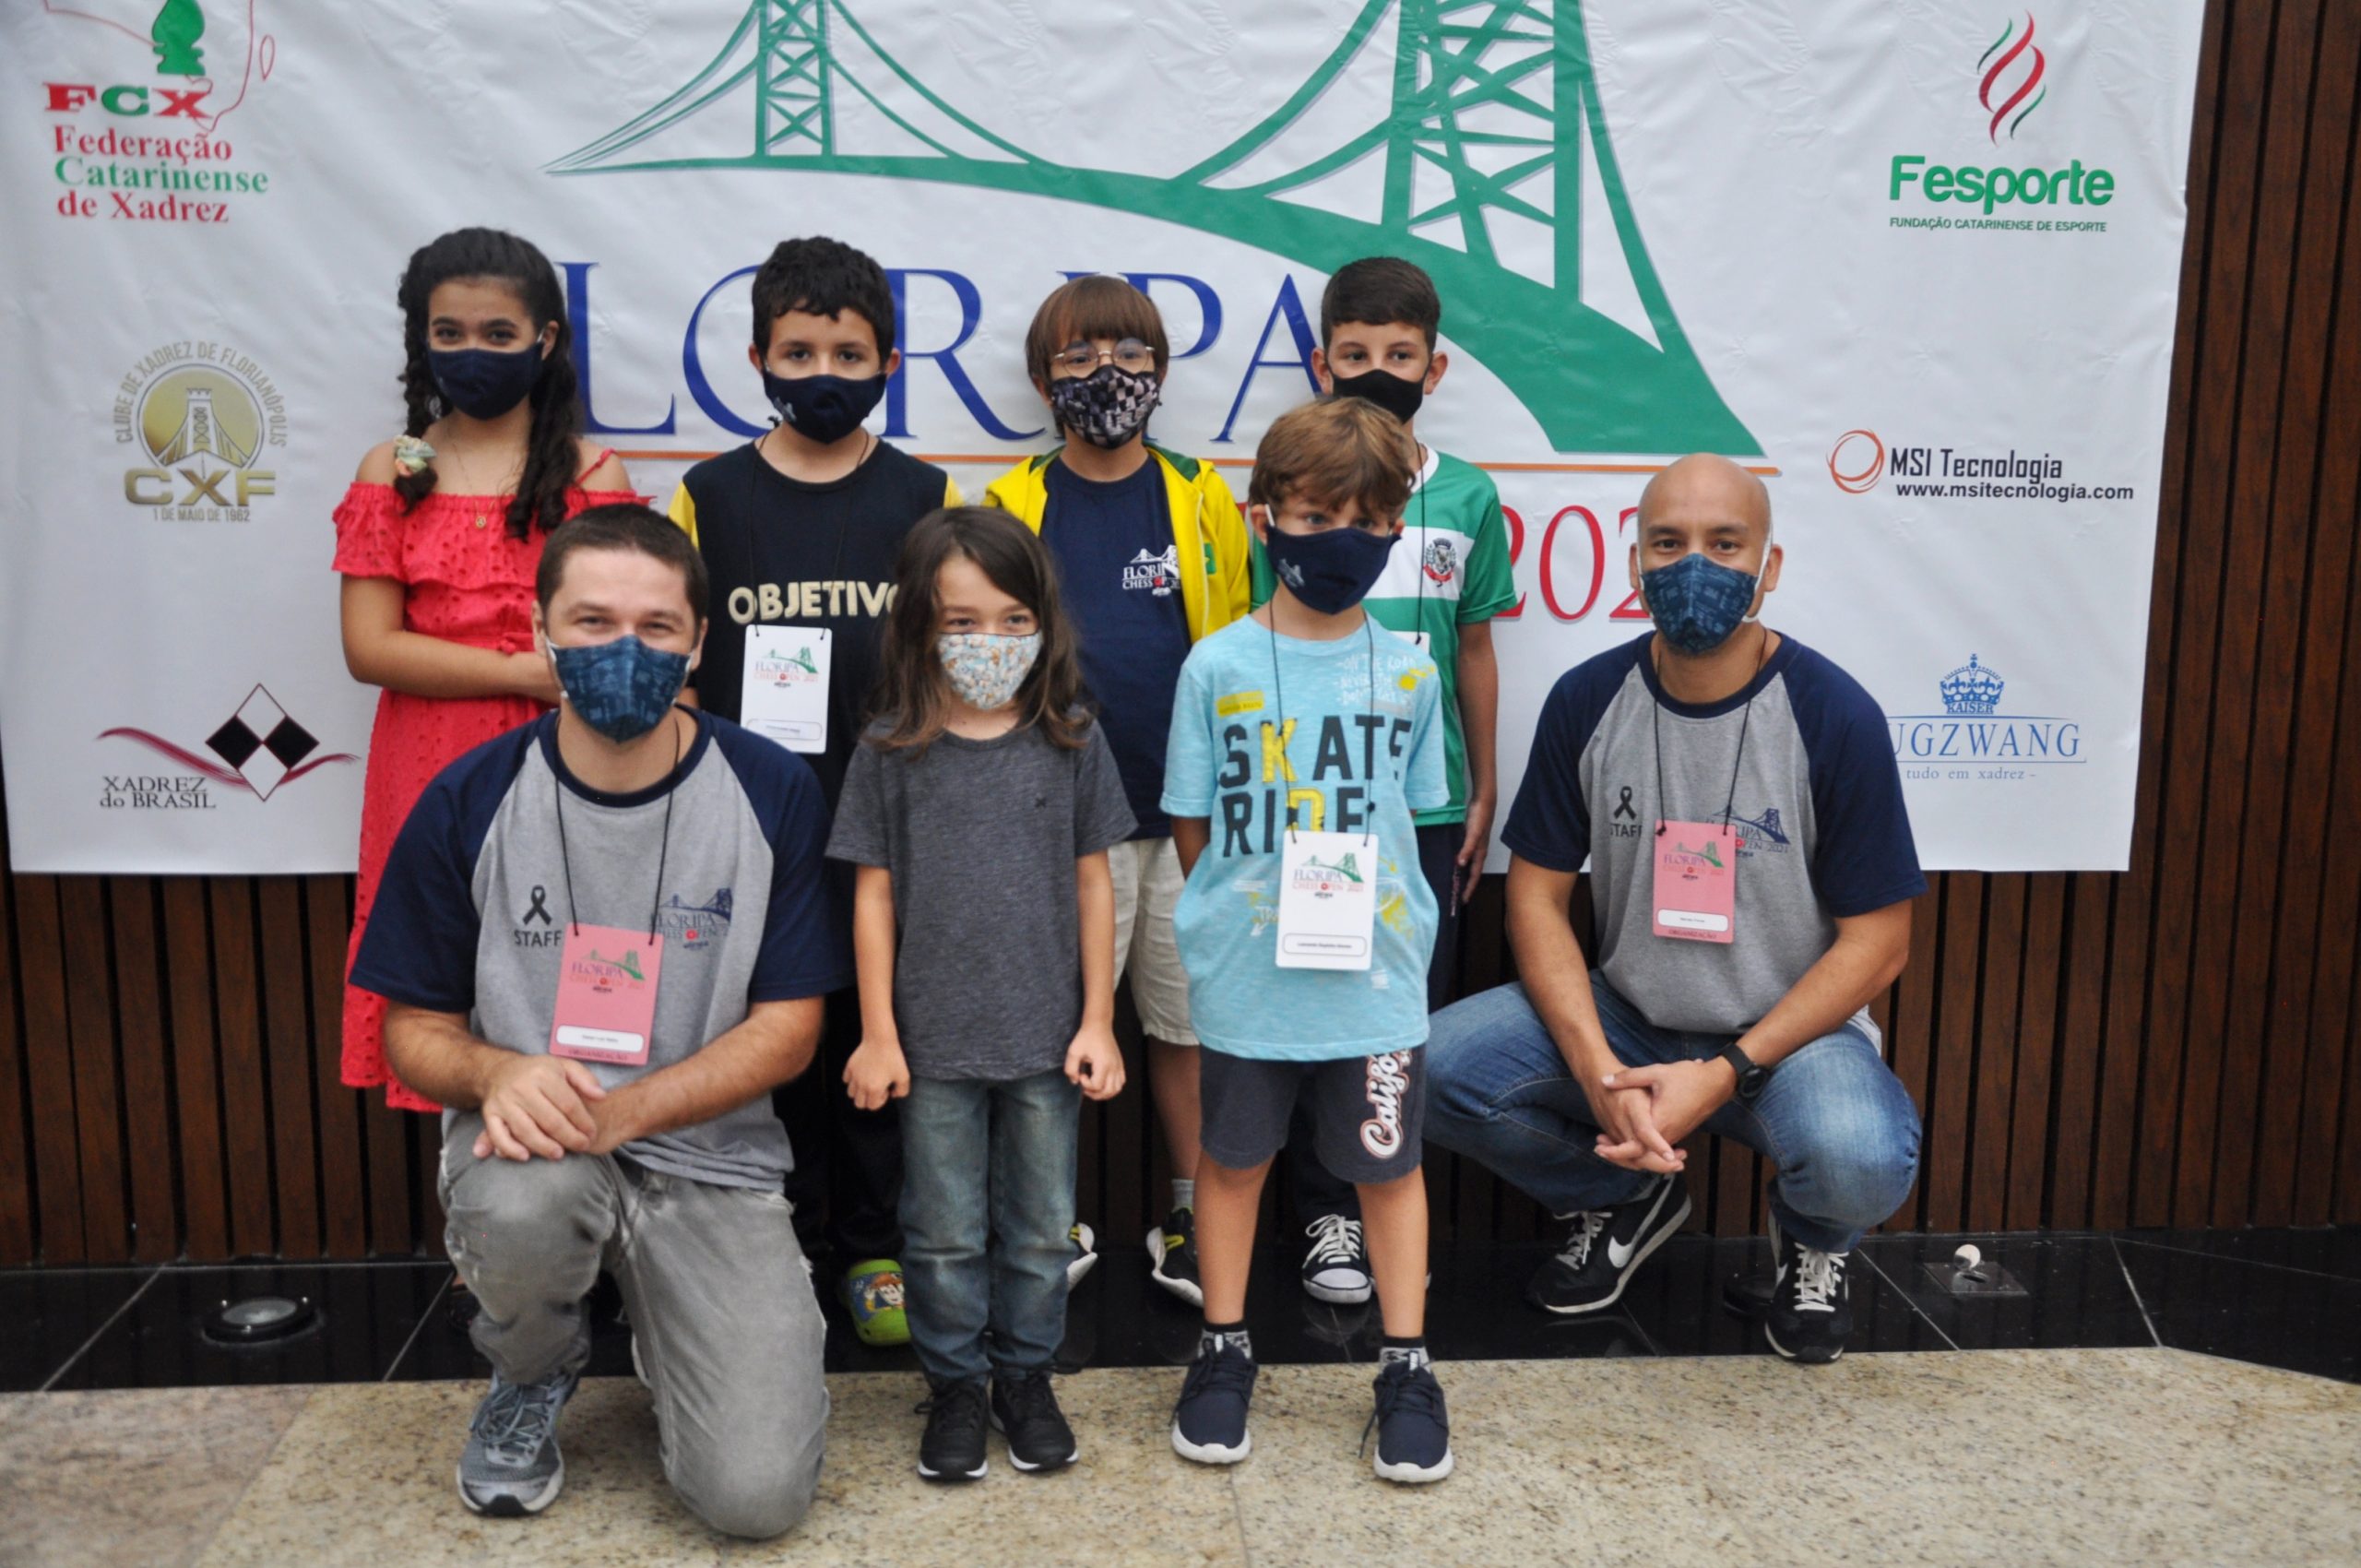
top-left (1320, 256), bottom-right (1442, 350)
top-left (1247, 397), bottom-right (1419, 523)
top-left (750, 236), bottom-right (896, 358)
top-left (535, 503), bottom-right (709, 623)
top-left (1024, 274), bottom-right (1170, 390)
top-left (872, 507), bottom-right (1090, 754)
top-left (394, 227), bottom-right (582, 540)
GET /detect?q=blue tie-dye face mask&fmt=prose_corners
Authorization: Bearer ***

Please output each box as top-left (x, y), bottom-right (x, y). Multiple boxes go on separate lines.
top-left (548, 635), bottom-right (690, 743)
top-left (1640, 552), bottom-right (1761, 656)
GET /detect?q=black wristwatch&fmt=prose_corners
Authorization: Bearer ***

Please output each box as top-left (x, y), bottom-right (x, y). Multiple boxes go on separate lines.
top-left (1718, 1041), bottom-right (1771, 1103)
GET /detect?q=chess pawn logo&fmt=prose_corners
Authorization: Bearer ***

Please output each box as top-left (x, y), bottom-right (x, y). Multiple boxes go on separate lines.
top-left (151, 0), bottom-right (206, 77)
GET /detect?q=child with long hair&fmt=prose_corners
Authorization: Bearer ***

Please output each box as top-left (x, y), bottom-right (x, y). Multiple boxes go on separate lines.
top-left (335, 227), bottom-right (635, 1111)
top-left (825, 507), bottom-right (1133, 1483)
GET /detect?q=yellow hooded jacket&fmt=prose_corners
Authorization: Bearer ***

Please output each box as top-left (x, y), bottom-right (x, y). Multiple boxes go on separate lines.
top-left (981, 445), bottom-right (1253, 643)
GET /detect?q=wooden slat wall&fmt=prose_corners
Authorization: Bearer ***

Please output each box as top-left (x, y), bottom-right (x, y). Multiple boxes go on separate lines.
top-left (2, 0), bottom-right (2357, 1264)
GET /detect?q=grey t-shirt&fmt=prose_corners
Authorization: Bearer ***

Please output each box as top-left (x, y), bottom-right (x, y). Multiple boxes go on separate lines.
top-left (351, 713), bottom-right (850, 1189)
top-left (827, 715), bottom-right (1136, 1079)
top-left (1502, 633), bottom-right (1926, 1040)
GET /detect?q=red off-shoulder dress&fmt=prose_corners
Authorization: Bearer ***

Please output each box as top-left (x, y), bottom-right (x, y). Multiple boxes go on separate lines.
top-left (333, 461), bottom-right (636, 1111)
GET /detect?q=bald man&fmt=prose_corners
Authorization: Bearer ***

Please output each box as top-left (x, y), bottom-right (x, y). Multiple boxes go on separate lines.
top-left (1422, 455), bottom-right (1924, 1363)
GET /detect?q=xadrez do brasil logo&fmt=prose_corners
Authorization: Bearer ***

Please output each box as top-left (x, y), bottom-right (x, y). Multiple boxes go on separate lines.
top-left (1888, 14), bottom-right (2118, 236)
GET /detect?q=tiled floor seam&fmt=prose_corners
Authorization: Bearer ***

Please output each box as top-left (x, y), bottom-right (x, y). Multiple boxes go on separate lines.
top-left (39, 1265), bottom-right (166, 1392)
top-left (1857, 1248), bottom-right (1962, 1351)
top-left (381, 1272), bottom-right (455, 1381)
top-left (184, 1384), bottom-right (324, 1568)
top-left (2109, 1236), bottom-right (2165, 1348)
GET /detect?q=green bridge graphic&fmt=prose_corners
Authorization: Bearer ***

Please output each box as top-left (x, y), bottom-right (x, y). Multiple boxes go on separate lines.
top-left (550, 0), bottom-right (1758, 455)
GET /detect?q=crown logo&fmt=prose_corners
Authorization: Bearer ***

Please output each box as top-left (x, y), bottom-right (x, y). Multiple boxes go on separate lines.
top-left (1940, 654), bottom-right (2006, 716)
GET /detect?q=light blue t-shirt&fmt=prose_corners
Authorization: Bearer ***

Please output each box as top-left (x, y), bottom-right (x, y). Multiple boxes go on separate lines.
top-left (1160, 614), bottom-right (1449, 1060)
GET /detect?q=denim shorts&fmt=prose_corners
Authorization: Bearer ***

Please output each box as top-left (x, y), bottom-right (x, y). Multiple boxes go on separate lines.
top-left (1199, 1044), bottom-right (1426, 1184)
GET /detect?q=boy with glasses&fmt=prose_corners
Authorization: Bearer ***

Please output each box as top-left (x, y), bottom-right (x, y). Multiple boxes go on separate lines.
top-left (985, 275), bottom-right (1253, 1306)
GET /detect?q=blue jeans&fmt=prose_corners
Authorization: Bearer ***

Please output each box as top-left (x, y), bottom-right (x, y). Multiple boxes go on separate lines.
top-left (898, 1069), bottom-right (1080, 1385)
top-left (1424, 977), bottom-right (1920, 1253)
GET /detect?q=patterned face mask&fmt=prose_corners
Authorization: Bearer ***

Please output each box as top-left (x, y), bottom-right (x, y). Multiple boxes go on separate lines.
top-left (1048, 364), bottom-right (1161, 449)
top-left (1639, 552), bottom-right (1762, 656)
top-left (547, 634), bottom-right (691, 742)
top-left (936, 632), bottom-right (1042, 710)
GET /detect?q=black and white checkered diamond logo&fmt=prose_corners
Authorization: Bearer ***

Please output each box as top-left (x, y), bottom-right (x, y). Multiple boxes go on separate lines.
top-left (205, 686), bottom-right (319, 802)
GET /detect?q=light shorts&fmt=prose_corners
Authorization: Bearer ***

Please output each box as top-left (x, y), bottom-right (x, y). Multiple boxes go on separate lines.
top-left (1109, 836), bottom-right (1195, 1046)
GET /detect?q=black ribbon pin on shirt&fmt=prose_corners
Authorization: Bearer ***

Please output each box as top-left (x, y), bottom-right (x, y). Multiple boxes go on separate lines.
top-left (523, 885), bottom-right (554, 926)
top-left (1614, 786), bottom-right (1638, 821)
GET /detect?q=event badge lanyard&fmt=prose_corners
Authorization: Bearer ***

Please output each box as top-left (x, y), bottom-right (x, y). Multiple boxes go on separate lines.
top-left (1648, 633), bottom-right (1766, 945)
top-left (733, 433), bottom-right (871, 754)
top-left (547, 719), bottom-right (680, 1066)
top-left (1405, 457), bottom-right (1432, 657)
top-left (1270, 605), bottom-right (1382, 971)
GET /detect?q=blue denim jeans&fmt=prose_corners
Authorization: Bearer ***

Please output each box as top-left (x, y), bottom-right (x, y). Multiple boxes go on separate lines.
top-left (1424, 977), bottom-right (1920, 1253)
top-left (898, 1069), bottom-right (1080, 1385)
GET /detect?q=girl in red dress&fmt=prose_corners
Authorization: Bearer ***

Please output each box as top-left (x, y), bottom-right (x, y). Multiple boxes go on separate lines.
top-left (336, 228), bottom-right (636, 1110)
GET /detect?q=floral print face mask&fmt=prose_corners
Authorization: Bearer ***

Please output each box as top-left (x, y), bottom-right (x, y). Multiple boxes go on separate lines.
top-left (936, 632), bottom-right (1042, 710)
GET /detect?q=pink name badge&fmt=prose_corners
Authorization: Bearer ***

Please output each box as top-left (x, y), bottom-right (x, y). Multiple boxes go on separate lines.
top-left (1652, 822), bottom-right (1739, 944)
top-left (549, 924), bottom-right (663, 1066)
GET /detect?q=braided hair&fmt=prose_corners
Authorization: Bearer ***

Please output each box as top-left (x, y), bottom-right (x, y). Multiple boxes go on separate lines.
top-left (392, 228), bottom-right (583, 540)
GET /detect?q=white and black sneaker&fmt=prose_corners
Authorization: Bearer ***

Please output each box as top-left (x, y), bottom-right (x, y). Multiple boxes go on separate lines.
top-left (1299, 1212), bottom-right (1372, 1304)
top-left (916, 1378), bottom-right (991, 1482)
top-left (1147, 1206), bottom-right (1204, 1307)
top-left (1526, 1174), bottom-right (1691, 1314)
top-left (1066, 1221), bottom-right (1098, 1288)
top-left (1762, 1216), bottom-right (1851, 1364)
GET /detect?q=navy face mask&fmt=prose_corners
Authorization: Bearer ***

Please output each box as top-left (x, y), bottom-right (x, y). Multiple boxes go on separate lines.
top-left (429, 344), bottom-right (544, 421)
top-left (548, 635), bottom-right (691, 744)
top-left (1330, 365), bottom-right (1427, 423)
top-left (1264, 520), bottom-right (1398, 615)
top-left (762, 370), bottom-right (886, 446)
top-left (1640, 552), bottom-right (1762, 656)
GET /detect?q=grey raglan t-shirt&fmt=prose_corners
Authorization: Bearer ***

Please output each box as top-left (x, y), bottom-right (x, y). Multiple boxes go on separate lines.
top-left (1502, 633), bottom-right (1926, 1041)
top-left (826, 715), bottom-right (1136, 1080)
top-left (351, 711), bottom-right (850, 1189)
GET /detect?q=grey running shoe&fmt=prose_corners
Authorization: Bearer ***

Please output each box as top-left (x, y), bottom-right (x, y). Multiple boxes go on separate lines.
top-left (457, 1368), bottom-right (579, 1517)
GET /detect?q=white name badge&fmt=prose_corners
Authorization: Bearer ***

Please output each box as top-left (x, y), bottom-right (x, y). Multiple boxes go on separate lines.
top-left (1276, 829), bottom-right (1377, 970)
top-left (742, 626), bottom-right (832, 754)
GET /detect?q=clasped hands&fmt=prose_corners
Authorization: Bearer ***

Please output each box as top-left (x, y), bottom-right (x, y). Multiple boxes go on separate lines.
top-left (1586, 1054), bottom-right (1737, 1174)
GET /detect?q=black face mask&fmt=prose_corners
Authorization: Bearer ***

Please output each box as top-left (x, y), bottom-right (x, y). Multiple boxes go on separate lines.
top-left (1330, 365), bottom-right (1427, 423)
top-left (761, 370), bottom-right (887, 446)
top-left (429, 345), bottom-right (545, 421)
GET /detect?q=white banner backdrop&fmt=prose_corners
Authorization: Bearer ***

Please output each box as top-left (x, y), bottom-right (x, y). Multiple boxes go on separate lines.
top-left (0, 0), bottom-right (2203, 873)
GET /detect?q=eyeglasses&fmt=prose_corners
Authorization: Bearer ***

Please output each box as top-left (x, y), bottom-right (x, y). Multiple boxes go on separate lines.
top-left (1052, 339), bottom-right (1157, 375)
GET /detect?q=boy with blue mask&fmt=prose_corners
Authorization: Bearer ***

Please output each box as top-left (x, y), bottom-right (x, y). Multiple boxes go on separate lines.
top-left (1162, 398), bottom-right (1454, 1484)
top-left (666, 235), bottom-right (961, 1349)
top-left (352, 505), bottom-right (845, 1536)
top-left (1422, 454), bottom-right (1927, 1365)
top-left (1254, 256), bottom-right (1519, 1310)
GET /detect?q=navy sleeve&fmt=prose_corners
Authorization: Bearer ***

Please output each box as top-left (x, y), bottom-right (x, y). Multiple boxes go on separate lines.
top-left (349, 735), bottom-right (524, 1014)
top-left (1501, 640), bottom-right (1642, 873)
top-left (715, 719), bottom-right (855, 1002)
top-left (1787, 649), bottom-right (1928, 918)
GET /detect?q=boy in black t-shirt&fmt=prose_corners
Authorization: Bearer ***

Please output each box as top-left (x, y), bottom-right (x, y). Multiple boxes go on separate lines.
top-left (667, 235), bottom-right (957, 1348)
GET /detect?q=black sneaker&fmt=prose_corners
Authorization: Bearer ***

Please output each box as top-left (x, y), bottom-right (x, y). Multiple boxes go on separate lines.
top-left (1363, 1360), bottom-right (1453, 1484)
top-left (1299, 1212), bottom-right (1372, 1304)
top-left (916, 1378), bottom-right (990, 1482)
top-left (1169, 1333), bottom-right (1256, 1464)
top-left (1147, 1207), bottom-right (1204, 1307)
top-left (1763, 1216), bottom-right (1851, 1363)
top-left (1526, 1174), bottom-right (1691, 1314)
top-left (990, 1369), bottom-right (1078, 1473)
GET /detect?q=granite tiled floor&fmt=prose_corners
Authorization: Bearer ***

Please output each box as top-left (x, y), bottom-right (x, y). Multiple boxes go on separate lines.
top-left (1, 1348), bottom-right (2354, 1568)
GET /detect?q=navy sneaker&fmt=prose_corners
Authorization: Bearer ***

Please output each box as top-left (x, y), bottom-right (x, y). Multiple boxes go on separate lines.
top-left (1762, 1215), bottom-right (1852, 1364)
top-left (1365, 1359), bottom-right (1453, 1483)
top-left (1170, 1332), bottom-right (1256, 1464)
